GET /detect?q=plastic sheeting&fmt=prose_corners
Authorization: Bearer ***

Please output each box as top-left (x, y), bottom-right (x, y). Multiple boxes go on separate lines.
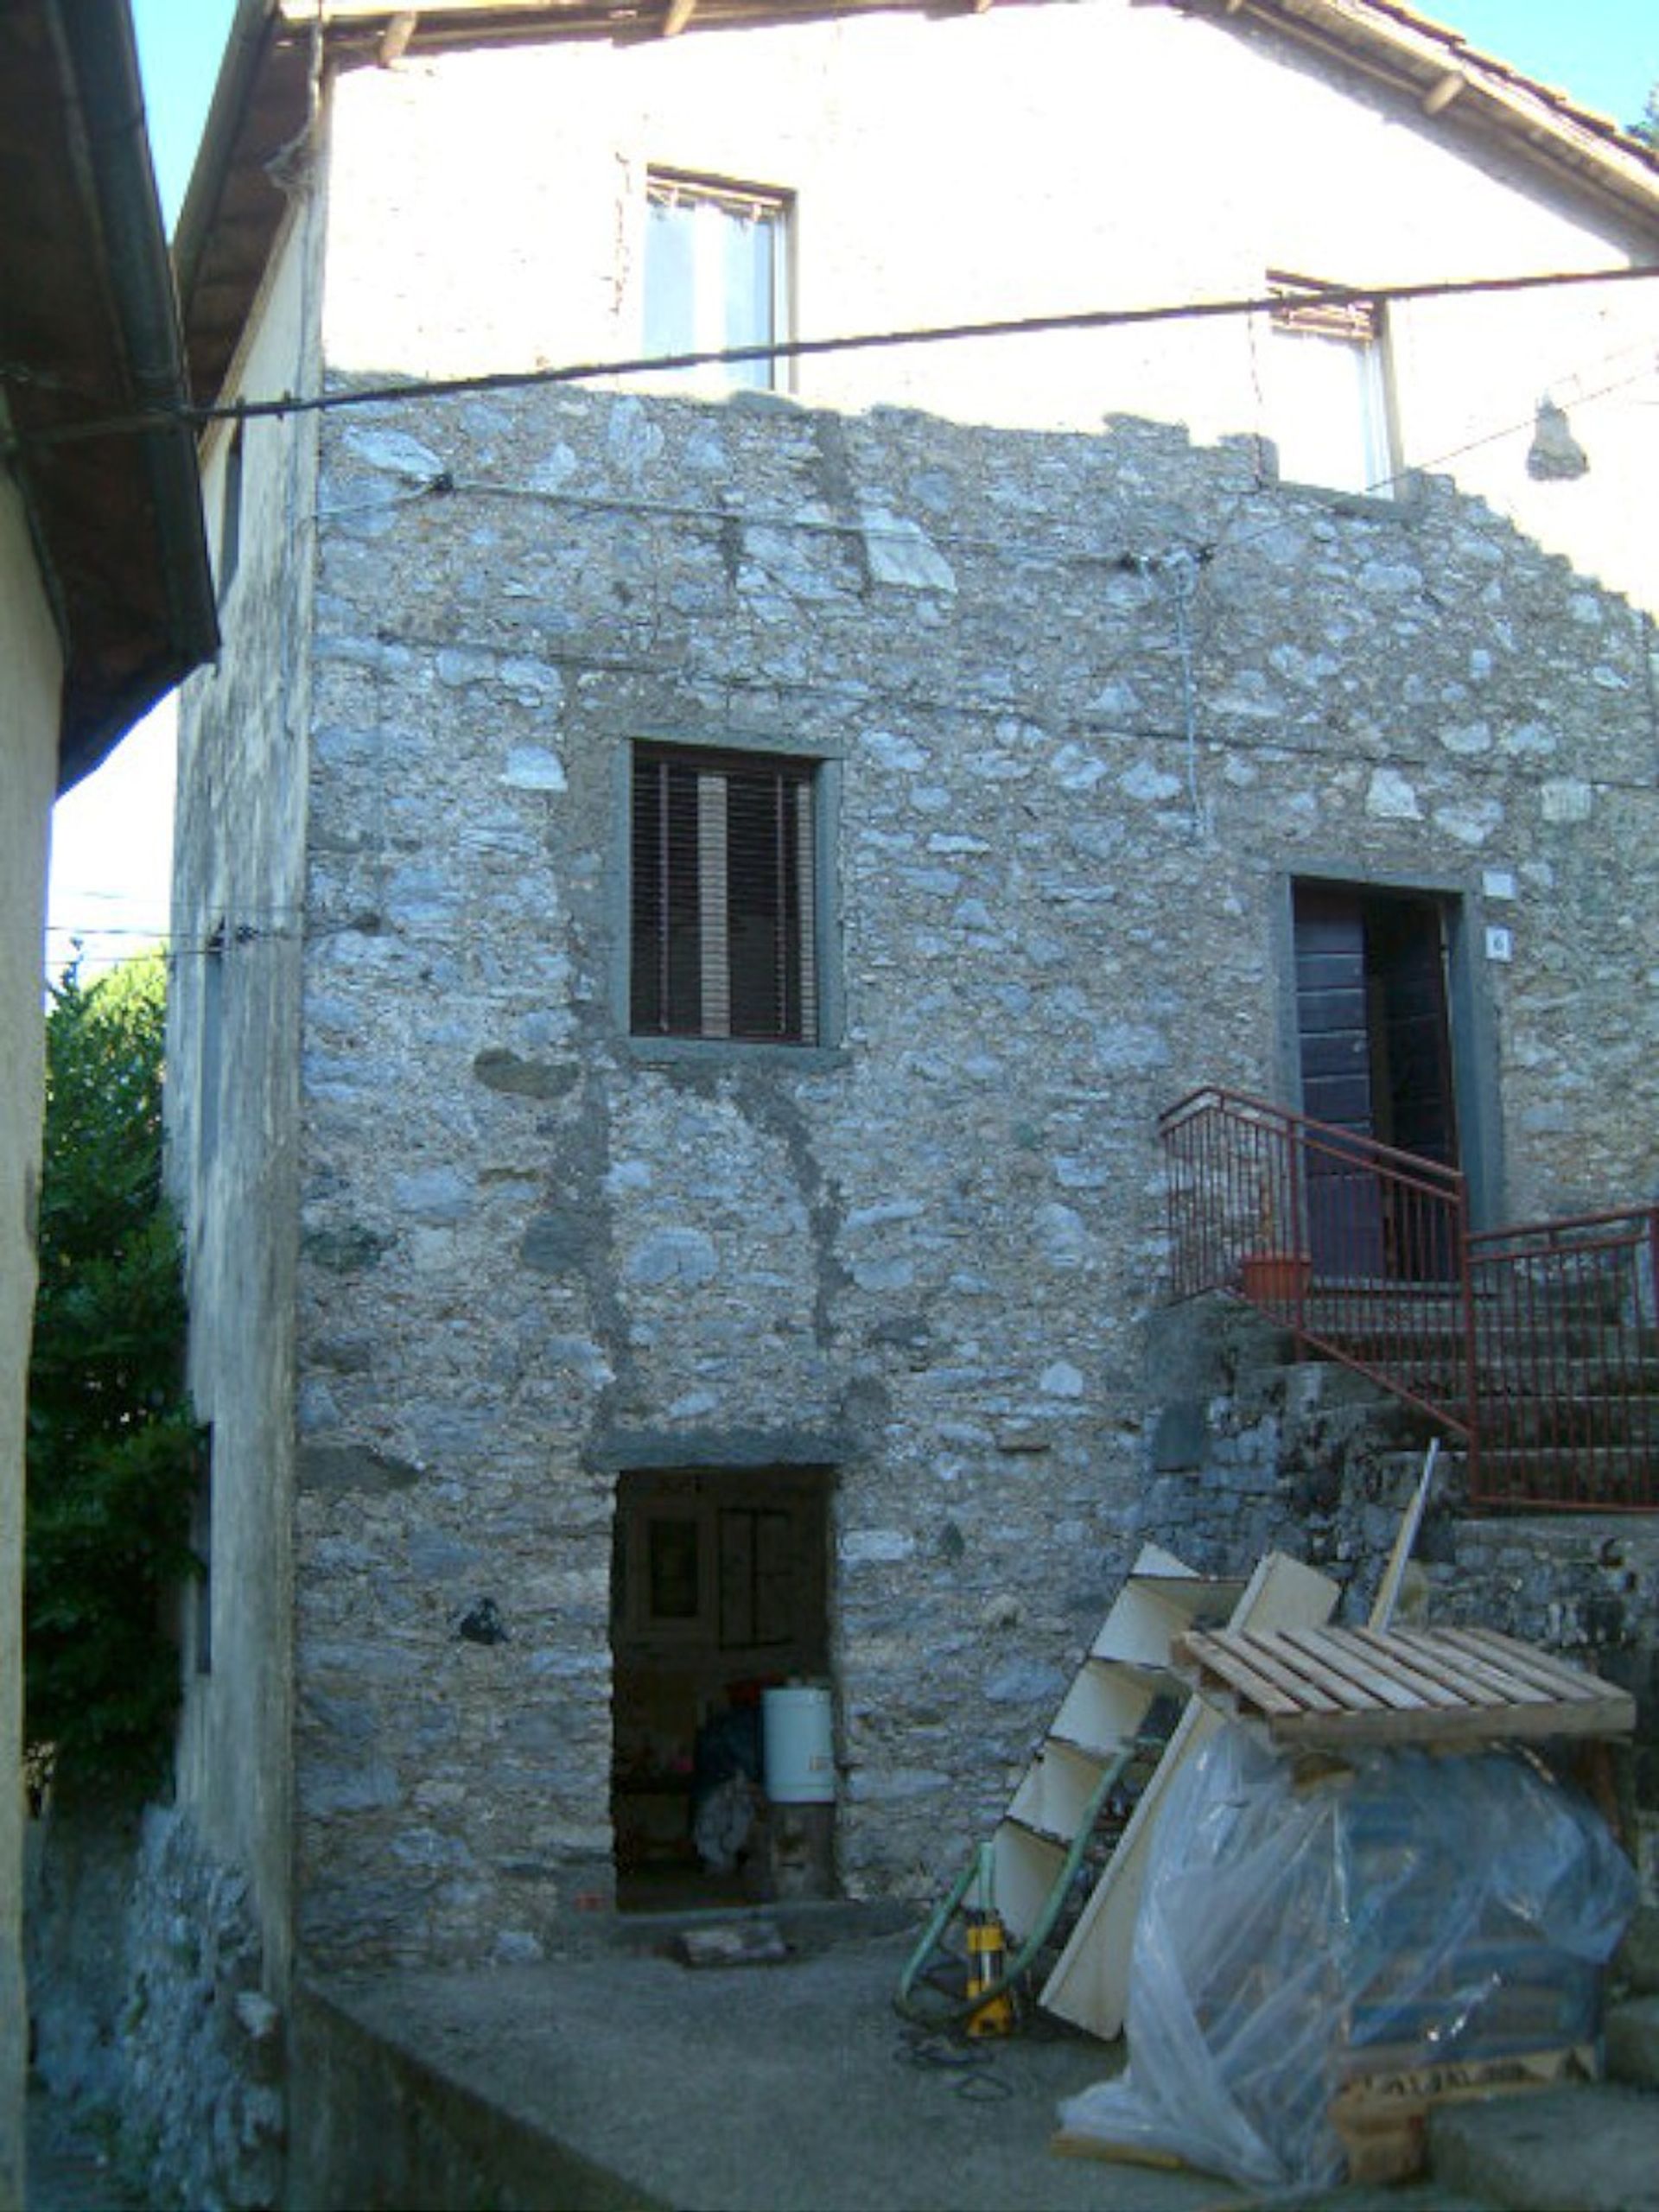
top-left (1057, 1725), bottom-right (1637, 2190)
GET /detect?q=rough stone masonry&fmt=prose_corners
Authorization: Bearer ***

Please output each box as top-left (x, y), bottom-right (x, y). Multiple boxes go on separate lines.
top-left (287, 382), bottom-right (1658, 1966)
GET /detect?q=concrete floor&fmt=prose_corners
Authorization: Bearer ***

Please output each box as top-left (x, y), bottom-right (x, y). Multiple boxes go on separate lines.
top-left (303, 1905), bottom-right (1540, 2212)
top-left (312, 1909), bottom-right (1247, 2212)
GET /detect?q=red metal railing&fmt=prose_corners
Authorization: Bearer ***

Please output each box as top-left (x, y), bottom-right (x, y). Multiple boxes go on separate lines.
top-left (1157, 1086), bottom-right (1659, 1512)
top-left (1466, 1209), bottom-right (1659, 1511)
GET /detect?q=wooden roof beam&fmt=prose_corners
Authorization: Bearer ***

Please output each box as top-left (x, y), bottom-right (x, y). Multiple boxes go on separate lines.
top-left (378, 11), bottom-right (419, 62)
top-left (1421, 69), bottom-right (1465, 118)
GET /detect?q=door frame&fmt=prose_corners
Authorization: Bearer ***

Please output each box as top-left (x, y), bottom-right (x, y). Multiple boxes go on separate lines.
top-left (1273, 868), bottom-right (1504, 1232)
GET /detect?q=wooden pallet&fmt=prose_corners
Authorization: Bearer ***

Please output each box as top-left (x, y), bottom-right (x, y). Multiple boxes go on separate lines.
top-left (1169, 1624), bottom-right (1635, 1747)
top-left (1331, 2045), bottom-right (1597, 2184)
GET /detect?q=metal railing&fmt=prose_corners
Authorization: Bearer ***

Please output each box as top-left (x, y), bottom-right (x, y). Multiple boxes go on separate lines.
top-left (1467, 1209), bottom-right (1659, 1511)
top-left (1157, 1086), bottom-right (1659, 1512)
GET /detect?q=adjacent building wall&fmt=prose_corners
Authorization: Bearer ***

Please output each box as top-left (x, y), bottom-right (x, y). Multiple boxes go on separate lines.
top-left (320, 6), bottom-right (1659, 610)
top-left (168, 194), bottom-right (324, 2003)
top-left (0, 473), bottom-right (62, 2210)
top-left (283, 381), bottom-right (1659, 1965)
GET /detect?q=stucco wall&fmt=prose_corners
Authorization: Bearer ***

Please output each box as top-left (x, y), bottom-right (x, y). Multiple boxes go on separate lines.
top-left (168, 198), bottom-right (322, 2002)
top-left (319, 3), bottom-right (1659, 609)
top-left (0, 473), bottom-right (61, 2209)
top-left (283, 383), bottom-right (1659, 1965)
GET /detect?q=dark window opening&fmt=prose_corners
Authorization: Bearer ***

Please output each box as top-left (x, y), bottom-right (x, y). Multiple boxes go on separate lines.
top-left (218, 428), bottom-right (243, 602)
top-left (631, 744), bottom-right (817, 1044)
top-left (191, 1429), bottom-right (213, 1675)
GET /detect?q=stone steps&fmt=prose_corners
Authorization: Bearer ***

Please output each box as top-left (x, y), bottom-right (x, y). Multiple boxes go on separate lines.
top-left (1427, 2081), bottom-right (1659, 2211)
top-left (1408, 1945), bottom-right (1659, 2209)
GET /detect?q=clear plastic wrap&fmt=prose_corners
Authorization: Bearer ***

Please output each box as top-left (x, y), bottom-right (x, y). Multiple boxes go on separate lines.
top-left (1057, 1724), bottom-right (1637, 2190)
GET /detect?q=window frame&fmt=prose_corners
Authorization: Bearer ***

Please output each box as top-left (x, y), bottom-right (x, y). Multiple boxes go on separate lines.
top-left (642, 167), bottom-right (794, 394)
top-left (1263, 270), bottom-right (1400, 501)
top-left (616, 733), bottom-right (842, 1064)
top-left (216, 423), bottom-right (244, 602)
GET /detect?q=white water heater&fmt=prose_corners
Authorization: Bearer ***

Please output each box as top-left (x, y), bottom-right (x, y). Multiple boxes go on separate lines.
top-left (762, 1684), bottom-right (836, 1804)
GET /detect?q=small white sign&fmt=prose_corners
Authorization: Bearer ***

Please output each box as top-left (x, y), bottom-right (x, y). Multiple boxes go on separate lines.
top-left (1482, 869), bottom-right (1516, 902)
top-left (1485, 925), bottom-right (1514, 963)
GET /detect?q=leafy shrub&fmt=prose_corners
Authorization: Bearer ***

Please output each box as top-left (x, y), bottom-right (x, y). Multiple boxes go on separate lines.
top-left (25, 956), bottom-right (200, 1800)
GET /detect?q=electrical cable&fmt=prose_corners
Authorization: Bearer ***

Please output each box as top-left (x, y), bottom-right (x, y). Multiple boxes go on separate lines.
top-left (8, 263), bottom-right (1657, 451)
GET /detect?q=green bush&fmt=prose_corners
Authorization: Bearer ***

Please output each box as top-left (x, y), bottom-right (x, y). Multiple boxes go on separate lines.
top-left (25, 954), bottom-right (200, 1800)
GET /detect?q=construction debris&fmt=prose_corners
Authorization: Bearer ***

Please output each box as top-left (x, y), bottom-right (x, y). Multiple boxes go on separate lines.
top-left (668, 1921), bottom-right (791, 1971)
top-left (1053, 1725), bottom-right (1637, 2191)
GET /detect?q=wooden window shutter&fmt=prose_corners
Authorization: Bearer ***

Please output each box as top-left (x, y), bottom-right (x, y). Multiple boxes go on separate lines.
top-left (632, 745), bottom-right (817, 1044)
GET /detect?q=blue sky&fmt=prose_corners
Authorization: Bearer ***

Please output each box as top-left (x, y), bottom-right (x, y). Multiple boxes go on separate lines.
top-left (43, 0), bottom-right (1659, 973)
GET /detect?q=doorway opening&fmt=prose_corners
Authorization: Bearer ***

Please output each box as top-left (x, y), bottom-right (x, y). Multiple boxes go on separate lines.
top-left (1293, 881), bottom-right (1461, 1281)
top-left (610, 1465), bottom-right (834, 1910)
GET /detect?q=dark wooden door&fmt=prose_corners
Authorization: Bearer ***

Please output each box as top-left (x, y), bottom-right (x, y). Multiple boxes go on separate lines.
top-left (1293, 887), bottom-right (1459, 1280)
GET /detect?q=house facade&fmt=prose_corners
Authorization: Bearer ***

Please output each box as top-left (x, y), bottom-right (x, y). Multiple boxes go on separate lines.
top-left (0, 6), bottom-right (214, 2202)
top-left (165, 0), bottom-right (1659, 2036)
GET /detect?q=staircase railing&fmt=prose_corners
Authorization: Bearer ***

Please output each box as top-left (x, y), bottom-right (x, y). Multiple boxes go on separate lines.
top-left (1467, 1209), bottom-right (1659, 1511)
top-left (1156, 1086), bottom-right (1659, 1512)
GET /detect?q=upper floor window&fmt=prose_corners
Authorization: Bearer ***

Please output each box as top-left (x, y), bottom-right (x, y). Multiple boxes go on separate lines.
top-left (644, 171), bottom-right (791, 392)
top-left (631, 743), bottom-right (818, 1045)
top-left (1266, 273), bottom-right (1396, 499)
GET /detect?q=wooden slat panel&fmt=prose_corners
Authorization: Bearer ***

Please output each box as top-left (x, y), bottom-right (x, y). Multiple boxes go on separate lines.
top-left (1435, 1628), bottom-right (1611, 1703)
top-left (1173, 1629), bottom-right (1338, 1714)
top-left (1344, 1626), bottom-right (1471, 1707)
top-left (1276, 1627), bottom-right (1438, 1713)
top-left (1170, 1624), bottom-right (1633, 1746)
top-left (1384, 1629), bottom-right (1554, 1707)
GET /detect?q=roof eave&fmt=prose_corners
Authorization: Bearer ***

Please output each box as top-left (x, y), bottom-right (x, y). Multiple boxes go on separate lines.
top-left (3, 0), bottom-right (219, 795)
top-left (174, 0), bottom-right (1659, 423)
top-left (1184, 0), bottom-right (1659, 233)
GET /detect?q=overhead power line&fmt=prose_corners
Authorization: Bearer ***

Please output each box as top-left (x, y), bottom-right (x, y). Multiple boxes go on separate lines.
top-left (10, 263), bottom-right (1659, 451)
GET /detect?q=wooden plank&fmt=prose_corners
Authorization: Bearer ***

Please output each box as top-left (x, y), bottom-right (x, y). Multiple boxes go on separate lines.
top-left (1176, 1628), bottom-right (1353, 1707)
top-left (1274, 1628), bottom-right (1439, 1713)
top-left (1343, 1627), bottom-right (1475, 1708)
top-left (1050, 2132), bottom-right (1185, 2171)
top-left (1370, 1438), bottom-right (1440, 1632)
top-left (1235, 1630), bottom-right (1395, 1712)
top-left (1435, 1628), bottom-right (1613, 1704)
top-left (1172, 1630), bottom-right (1318, 1716)
top-left (1385, 1629), bottom-right (1555, 1707)
top-left (1263, 1695), bottom-right (1549, 1749)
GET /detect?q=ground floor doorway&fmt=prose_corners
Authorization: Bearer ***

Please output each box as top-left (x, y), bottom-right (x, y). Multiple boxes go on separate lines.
top-left (610, 1465), bottom-right (834, 1910)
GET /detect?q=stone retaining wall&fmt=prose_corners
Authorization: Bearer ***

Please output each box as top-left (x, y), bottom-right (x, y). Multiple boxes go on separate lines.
top-left (26, 1804), bottom-right (283, 2210)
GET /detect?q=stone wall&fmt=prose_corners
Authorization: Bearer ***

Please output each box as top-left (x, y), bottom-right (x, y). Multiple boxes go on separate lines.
top-left (280, 381), bottom-right (1659, 1967)
top-left (1138, 1293), bottom-right (1659, 1900)
top-left (26, 1803), bottom-right (283, 2210)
